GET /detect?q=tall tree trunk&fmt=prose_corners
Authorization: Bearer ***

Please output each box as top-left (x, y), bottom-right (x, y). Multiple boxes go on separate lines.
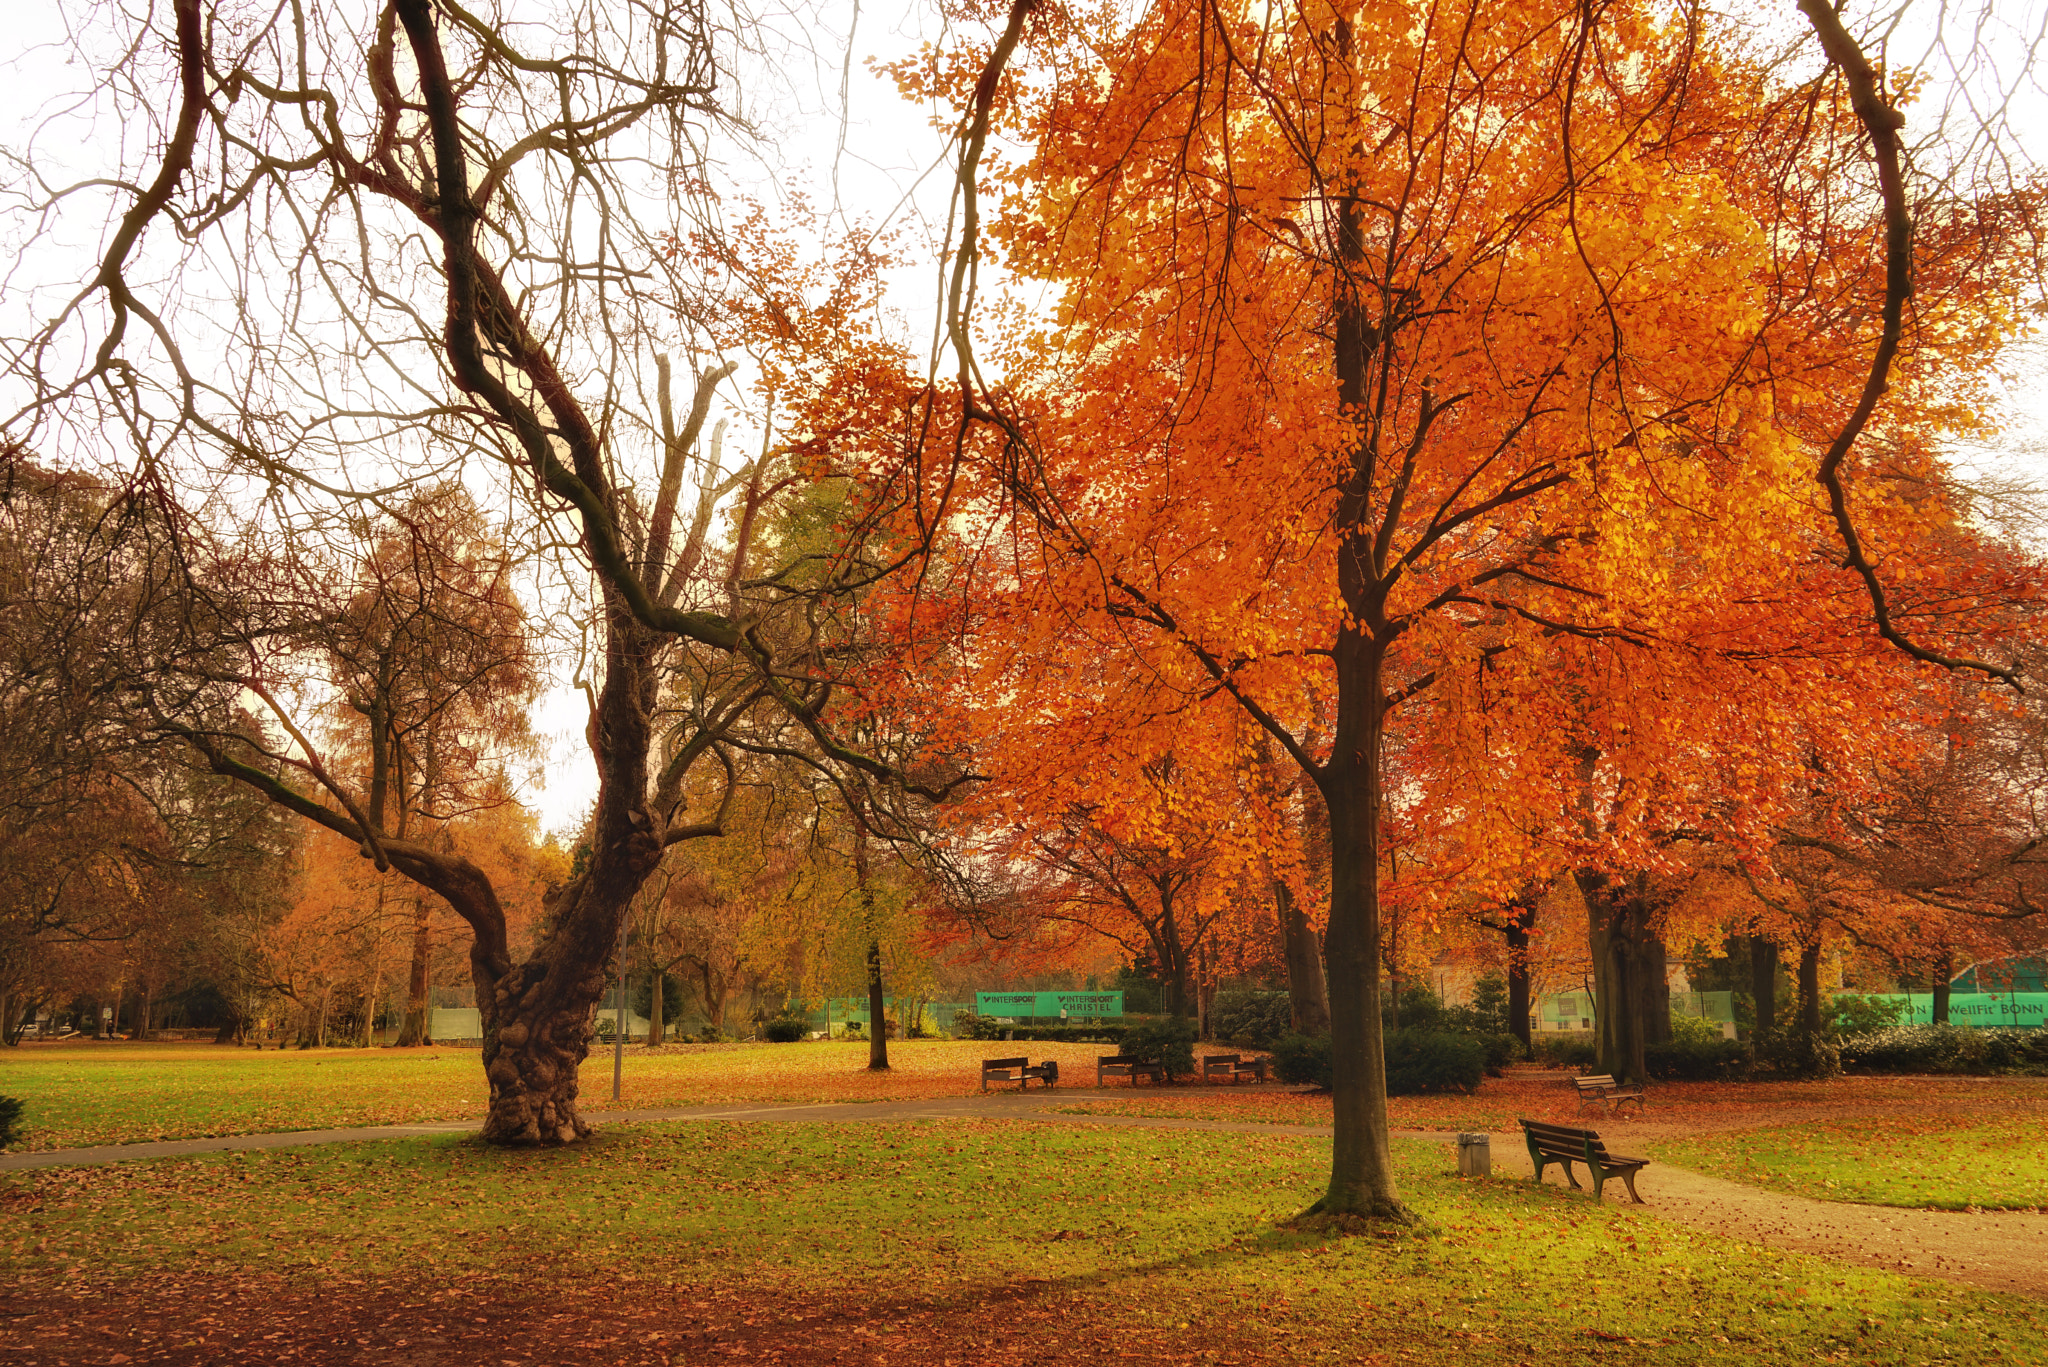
top-left (1580, 874), bottom-right (1653, 1086)
top-left (1750, 936), bottom-right (1779, 1037)
top-left (646, 971), bottom-right (665, 1047)
top-left (1501, 898), bottom-right (1536, 1053)
top-left (1310, 626), bottom-right (1405, 1222)
top-left (853, 825), bottom-right (889, 1071)
top-left (1798, 940), bottom-right (1824, 1037)
top-left (1632, 933), bottom-right (1671, 1050)
top-left (137, 980), bottom-right (153, 1041)
top-left (1277, 875), bottom-right (1331, 1036)
top-left (1159, 887), bottom-right (1191, 1018)
top-left (397, 895), bottom-right (431, 1046)
top-left (1932, 951), bottom-right (1953, 1025)
top-left (865, 940), bottom-right (889, 1068)
top-left (1384, 909), bottom-right (1399, 1030)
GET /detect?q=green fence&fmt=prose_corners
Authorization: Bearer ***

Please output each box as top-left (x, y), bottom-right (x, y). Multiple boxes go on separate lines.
top-left (1860, 993), bottom-right (2047, 1029)
top-left (974, 991), bottom-right (1123, 1021)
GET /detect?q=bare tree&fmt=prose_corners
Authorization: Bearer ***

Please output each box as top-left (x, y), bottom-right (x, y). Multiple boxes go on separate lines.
top-left (2, 0), bottom-right (951, 1143)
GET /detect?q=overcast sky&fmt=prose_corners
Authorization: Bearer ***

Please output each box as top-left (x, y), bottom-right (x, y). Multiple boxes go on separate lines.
top-left (4, 0), bottom-right (2046, 837)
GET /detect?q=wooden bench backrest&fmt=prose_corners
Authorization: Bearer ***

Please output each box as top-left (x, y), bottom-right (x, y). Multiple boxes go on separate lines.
top-left (1521, 1119), bottom-right (1615, 1160)
top-left (1575, 1074), bottom-right (1617, 1088)
top-left (983, 1056), bottom-right (1029, 1070)
top-left (1099, 1055), bottom-right (1144, 1065)
top-left (1204, 1054), bottom-right (1240, 1066)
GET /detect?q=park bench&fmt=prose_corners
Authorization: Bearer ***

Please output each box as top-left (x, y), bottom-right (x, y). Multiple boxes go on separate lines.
top-left (1201, 1054), bottom-right (1268, 1084)
top-left (1570, 1072), bottom-right (1645, 1115)
top-left (1096, 1055), bottom-right (1166, 1087)
top-left (1519, 1118), bottom-right (1651, 1203)
top-left (981, 1056), bottom-right (1057, 1091)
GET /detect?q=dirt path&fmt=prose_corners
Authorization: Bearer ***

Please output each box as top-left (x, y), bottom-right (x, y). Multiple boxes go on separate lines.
top-left (6, 1092), bottom-right (2043, 1300)
top-left (1470, 1130), bottom-right (2048, 1299)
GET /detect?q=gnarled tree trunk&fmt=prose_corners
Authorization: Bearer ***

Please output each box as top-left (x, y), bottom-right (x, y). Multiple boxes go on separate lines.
top-left (476, 613), bottom-right (664, 1145)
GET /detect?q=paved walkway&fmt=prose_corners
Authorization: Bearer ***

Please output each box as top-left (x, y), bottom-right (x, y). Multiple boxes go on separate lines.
top-left (6, 1095), bottom-right (2043, 1299)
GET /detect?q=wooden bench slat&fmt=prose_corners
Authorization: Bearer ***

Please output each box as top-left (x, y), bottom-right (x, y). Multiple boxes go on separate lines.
top-left (1200, 1054), bottom-right (1269, 1084)
top-left (1569, 1072), bottom-right (1645, 1116)
top-left (982, 1057), bottom-right (1055, 1091)
top-left (1518, 1117), bottom-right (1649, 1204)
top-left (1097, 1054), bottom-right (1165, 1086)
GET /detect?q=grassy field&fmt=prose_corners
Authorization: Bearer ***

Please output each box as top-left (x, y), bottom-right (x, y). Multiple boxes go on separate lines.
top-left (8, 1041), bottom-right (2048, 1153)
top-left (3, 1121), bottom-right (2041, 1365)
top-left (1653, 1115), bottom-right (2048, 1212)
top-left (0, 1039), bottom-right (1114, 1149)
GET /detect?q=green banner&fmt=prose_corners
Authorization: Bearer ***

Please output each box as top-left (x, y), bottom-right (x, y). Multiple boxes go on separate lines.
top-left (975, 991), bottom-right (1123, 1019)
top-left (1863, 993), bottom-right (2047, 1029)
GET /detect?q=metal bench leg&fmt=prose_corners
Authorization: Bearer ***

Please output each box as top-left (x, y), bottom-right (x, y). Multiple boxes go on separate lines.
top-left (1621, 1169), bottom-right (1645, 1204)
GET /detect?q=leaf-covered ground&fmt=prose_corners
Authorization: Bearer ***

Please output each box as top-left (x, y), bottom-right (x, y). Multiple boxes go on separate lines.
top-left (1651, 1115), bottom-right (2048, 1212)
top-left (3, 1121), bottom-right (2043, 1365)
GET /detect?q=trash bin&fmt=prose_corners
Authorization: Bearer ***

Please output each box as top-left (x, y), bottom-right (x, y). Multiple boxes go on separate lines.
top-left (1456, 1132), bottom-right (1491, 1177)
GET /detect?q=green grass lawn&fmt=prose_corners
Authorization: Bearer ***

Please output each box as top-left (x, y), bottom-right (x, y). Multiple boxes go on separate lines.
top-left (0, 1039), bottom-right (1101, 1149)
top-left (1653, 1115), bottom-right (2048, 1211)
top-left (4, 1121), bottom-right (2042, 1364)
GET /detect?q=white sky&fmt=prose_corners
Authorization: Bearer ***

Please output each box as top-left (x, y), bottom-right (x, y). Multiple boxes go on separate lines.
top-left (4, 0), bottom-right (2046, 838)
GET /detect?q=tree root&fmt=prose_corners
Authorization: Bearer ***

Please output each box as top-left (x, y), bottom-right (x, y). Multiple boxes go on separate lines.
top-left (1286, 1193), bottom-right (1422, 1236)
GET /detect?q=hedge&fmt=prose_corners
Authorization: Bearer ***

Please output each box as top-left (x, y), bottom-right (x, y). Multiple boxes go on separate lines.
top-left (950, 1011), bottom-right (1130, 1045)
top-left (1839, 1024), bottom-right (2048, 1075)
top-left (1269, 1029), bottom-right (1485, 1094)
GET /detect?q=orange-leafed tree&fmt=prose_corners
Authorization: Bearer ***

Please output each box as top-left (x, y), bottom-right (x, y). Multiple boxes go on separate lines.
top-left (851, 0), bottom-right (2044, 1221)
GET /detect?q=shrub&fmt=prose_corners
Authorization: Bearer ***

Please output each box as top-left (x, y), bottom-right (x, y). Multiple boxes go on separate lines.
top-left (1830, 993), bottom-right (1908, 1036)
top-left (1666, 1012), bottom-right (1726, 1046)
top-left (1210, 990), bottom-right (1293, 1049)
top-left (947, 1012), bottom-right (1128, 1044)
top-left (1122, 1016), bottom-right (1198, 1080)
top-left (1467, 971), bottom-right (1511, 1035)
top-left (1271, 1032), bottom-right (1333, 1089)
top-left (1473, 1031), bottom-right (1523, 1075)
top-left (1271, 1029), bottom-right (1490, 1093)
top-left (760, 1017), bottom-right (806, 1043)
top-left (1384, 1028), bottom-right (1485, 1095)
top-left (841, 1022), bottom-right (865, 1040)
top-left (0, 1096), bottom-right (21, 1148)
top-left (1382, 982), bottom-right (1448, 1031)
top-left (1532, 1034), bottom-right (1597, 1070)
top-left (1645, 1036), bottom-right (1747, 1081)
top-left (1839, 1024), bottom-right (2048, 1075)
top-left (1752, 1028), bottom-right (1842, 1079)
